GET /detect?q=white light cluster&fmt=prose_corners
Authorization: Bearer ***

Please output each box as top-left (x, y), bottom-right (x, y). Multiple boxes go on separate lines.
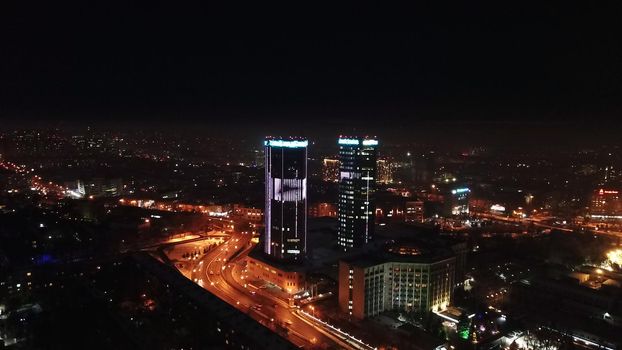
top-left (338, 138), bottom-right (379, 146)
top-left (338, 138), bottom-right (360, 145)
top-left (264, 139), bottom-right (308, 148)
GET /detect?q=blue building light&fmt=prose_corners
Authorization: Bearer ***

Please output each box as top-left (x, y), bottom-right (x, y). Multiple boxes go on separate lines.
top-left (264, 139), bottom-right (308, 148)
top-left (451, 188), bottom-right (470, 195)
top-left (338, 138), bottom-right (360, 145)
top-left (362, 139), bottom-right (379, 146)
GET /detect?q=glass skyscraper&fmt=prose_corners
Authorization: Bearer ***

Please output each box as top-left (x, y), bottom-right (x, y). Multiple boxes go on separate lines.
top-left (337, 137), bottom-right (378, 250)
top-left (264, 137), bottom-right (308, 261)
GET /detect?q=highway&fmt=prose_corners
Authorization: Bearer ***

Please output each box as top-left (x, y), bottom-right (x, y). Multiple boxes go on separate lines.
top-left (186, 230), bottom-right (373, 350)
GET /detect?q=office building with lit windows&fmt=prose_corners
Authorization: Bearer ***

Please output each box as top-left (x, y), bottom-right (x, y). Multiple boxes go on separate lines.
top-left (337, 137), bottom-right (378, 250)
top-left (264, 137), bottom-right (308, 261)
top-left (589, 188), bottom-right (622, 222)
top-left (338, 245), bottom-right (456, 319)
top-left (405, 200), bottom-right (425, 223)
top-left (442, 186), bottom-right (470, 217)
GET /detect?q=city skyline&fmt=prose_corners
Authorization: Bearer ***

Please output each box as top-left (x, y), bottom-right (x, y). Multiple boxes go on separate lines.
top-left (2, 2), bottom-right (622, 349)
top-left (2, 125), bottom-right (622, 349)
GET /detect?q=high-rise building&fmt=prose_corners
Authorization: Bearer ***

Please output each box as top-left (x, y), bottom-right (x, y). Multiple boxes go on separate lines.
top-left (337, 136), bottom-right (378, 250)
top-left (589, 188), bottom-right (622, 222)
top-left (443, 186), bottom-right (470, 217)
top-left (322, 158), bottom-right (340, 182)
top-left (338, 245), bottom-right (456, 319)
top-left (264, 137), bottom-right (308, 261)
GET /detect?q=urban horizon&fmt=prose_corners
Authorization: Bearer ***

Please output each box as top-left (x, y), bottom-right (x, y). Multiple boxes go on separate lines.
top-left (2, 2), bottom-right (622, 350)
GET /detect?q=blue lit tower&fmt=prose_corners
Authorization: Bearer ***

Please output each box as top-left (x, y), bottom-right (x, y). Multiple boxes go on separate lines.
top-left (264, 137), bottom-right (308, 261)
top-left (337, 136), bottom-right (378, 251)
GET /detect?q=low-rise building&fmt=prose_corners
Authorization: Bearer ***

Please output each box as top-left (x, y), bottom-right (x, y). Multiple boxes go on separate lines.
top-left (405, 201), bottom-right (425, 223)
top-left (246, 250), bottom-right (306, 294)
top-left (308, 202), bottom-right (337, 218)
top-left (233, 204), bottom-right (263, 222)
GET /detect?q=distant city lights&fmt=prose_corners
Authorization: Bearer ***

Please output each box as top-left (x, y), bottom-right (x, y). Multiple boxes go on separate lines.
top-left (490, 204), bottom-right (506, 212)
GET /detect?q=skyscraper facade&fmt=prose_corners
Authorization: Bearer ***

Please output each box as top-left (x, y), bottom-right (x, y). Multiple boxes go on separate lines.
top-left (337, 137), bottom-right (378, 250)
top-left (264, 137), bottom-right (308, 261)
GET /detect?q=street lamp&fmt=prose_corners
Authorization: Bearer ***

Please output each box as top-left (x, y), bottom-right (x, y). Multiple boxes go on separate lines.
top-left (309, 305), bottom-right (315, 317)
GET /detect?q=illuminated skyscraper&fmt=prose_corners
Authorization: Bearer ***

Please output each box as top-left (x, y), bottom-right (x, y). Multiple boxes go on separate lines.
top-left (264, 137), bottom-right (308, 261)
top-left (337, 136), bottom-right (378, 250)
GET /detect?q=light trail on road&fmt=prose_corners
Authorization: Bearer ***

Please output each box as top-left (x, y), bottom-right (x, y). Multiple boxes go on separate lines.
top-left (182, 229), bottom-right (368, 349)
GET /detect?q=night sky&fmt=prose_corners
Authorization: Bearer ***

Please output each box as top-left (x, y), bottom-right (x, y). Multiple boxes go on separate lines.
top-left (2, 2), bottom-right (621, 127)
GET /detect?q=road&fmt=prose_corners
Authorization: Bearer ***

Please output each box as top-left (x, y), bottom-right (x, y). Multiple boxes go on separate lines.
top-left (476, 211), bottom-right (622, 238)
top-left (185, 230), bottom-right (372, 350)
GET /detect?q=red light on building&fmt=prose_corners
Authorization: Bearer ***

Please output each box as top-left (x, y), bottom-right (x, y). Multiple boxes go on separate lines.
top-left (591, 188), bottom-right (622, 222)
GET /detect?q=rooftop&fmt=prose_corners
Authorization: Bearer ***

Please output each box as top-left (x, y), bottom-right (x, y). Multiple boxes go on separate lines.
top-left (247, 246), bottom-right (309, 272)
top-left (264, 137), bottom-right (308, 148)
top-left (342, 243), bottom-right (456, 268)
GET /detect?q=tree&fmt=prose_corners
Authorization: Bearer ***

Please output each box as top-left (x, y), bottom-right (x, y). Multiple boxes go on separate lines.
top-left (456, 314), bottom-right (471, 341)
top-left (522, 327), bottom-right (564, 350)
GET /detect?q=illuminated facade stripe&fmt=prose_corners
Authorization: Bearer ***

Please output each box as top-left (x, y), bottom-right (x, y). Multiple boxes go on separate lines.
top-left (264, 138), bottom-right (308, 261)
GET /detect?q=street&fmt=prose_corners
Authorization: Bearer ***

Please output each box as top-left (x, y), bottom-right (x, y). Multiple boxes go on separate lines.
top-left (179, 229), bottom-right (373, 350)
